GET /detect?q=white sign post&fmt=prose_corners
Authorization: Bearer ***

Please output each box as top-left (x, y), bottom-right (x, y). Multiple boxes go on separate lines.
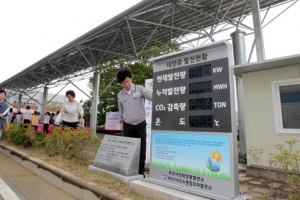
top-left (145, 79), bottom-right (153, 166)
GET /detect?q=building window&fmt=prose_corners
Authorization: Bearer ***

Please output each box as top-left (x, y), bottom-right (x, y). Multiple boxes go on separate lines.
top-left (272, 78), bottom-right (300, 134)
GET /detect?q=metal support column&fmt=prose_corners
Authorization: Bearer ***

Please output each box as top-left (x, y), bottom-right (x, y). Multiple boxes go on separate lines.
top-left (90, 71), bottom-right (100, 136)
top-left (41, 87), bottom-right (49, 120)
top-left (231, 29), bottom-right (247, 161)
top-left (251, 0), bottom-right (265, 61)
top-left (230, 30), bottom-right (247, 65)
top-left (236, 76), bottom-right (247, 159)
top-left (18, 94), bottom-right (22, 112)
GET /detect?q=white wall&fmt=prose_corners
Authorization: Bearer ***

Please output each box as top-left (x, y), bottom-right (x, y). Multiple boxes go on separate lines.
top-left (243, 64), bottom-right (300, 166)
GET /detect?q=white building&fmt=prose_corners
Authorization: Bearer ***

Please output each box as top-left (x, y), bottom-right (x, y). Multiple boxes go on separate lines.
top-left (7, 91), bottom-right (65, 114)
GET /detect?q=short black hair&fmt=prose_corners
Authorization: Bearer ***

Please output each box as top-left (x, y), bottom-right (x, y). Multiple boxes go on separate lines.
top-left (0, 89), bottom-right (6, 95)
top-left (26, 106), bottom-right (30, 110)
top-left (117, 70), bottom-right (131, 83)
top-left (66, 90), bottom-right (75, 98)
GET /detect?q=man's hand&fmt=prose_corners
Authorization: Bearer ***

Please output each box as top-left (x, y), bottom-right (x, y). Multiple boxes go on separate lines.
top-left (0, 114), bottom-right (4, 118)
top-left (78, 118), bottom-right (83, 124)
top-left (5, 125), bottom-right (9, 132)
top-left (63, 109), bottom-right (68, 113)
top-left (120, 123), bottom-right (123, 130)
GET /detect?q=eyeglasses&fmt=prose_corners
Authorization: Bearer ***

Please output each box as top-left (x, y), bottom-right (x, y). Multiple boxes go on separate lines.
top-left (121, 79), bottom-right (131, 85)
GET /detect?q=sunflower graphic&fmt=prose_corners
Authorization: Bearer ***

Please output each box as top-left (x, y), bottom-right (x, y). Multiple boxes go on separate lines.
top-left (206, 151), bottom-right (223, 172)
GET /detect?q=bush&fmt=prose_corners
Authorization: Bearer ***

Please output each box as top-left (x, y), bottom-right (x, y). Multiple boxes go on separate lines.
top-left (43, 127), bottom-right (67, 156)
top-left (3, 124), bottom-right (101, 162)
top-left (3, 123), bottom-right (30, 146)
top-left (43, 127), bottom-right (100, 161)
top-left (25, 126), bottom-right (45, 147)
top-left (248, 140), bottom-right (300, 200)
top-left (3, 123), bottom-right (19, 142)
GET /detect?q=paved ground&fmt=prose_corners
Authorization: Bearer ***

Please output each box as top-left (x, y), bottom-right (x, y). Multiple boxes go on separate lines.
top-left (0, 152), bottom-right (78, 200)
top-left (0, 149), bottom-right (291, 200)
top-left (238, 163), bottom-right (290, 200)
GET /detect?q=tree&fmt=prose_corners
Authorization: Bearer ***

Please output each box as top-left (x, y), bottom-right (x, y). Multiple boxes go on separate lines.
top-left (82, 99), bottom-right (92, 126)
top-left (84, 42), bottom-right (182, 126)
top-left (48, 101), bottom-right (62, 112)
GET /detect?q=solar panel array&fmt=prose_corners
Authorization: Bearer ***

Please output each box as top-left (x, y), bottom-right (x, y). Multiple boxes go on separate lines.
top-left (0, 0), bottom-right (294, 93)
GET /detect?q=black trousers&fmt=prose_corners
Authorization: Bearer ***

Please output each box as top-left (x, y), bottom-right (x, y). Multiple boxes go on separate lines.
top-left (62, 121), bottom-right (78, 130)
top-left (44, 124), bottom-right (49, 134)
top-left (24, 119), bottom-right (30, 124)
top-left (32, 125), bottom-right (38, 132)
top-left (123, 120), bottom-right (147, 174)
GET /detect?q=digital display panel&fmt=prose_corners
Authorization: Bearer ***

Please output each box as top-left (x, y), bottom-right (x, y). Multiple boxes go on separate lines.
top-left (189, 98), bottom-right (213, 110)
top-left (189, 81), bottom-right (212, 94)
top-left (189, 115), bottom-right (213, 128)
top-left (189, 64), bottom-right (212, 79)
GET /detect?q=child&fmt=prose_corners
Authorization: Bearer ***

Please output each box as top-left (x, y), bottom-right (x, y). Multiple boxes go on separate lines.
top-left (0, 89), bottom-right (10, 138)
top-left (43, 112), bottom-right (50, 134)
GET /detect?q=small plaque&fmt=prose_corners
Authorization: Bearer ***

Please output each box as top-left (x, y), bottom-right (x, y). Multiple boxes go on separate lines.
top-left (93, 135), bottom-right (141, 176)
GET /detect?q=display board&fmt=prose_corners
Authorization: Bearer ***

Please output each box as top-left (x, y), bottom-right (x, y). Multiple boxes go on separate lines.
top-left (148, 41), bottom-right (240, 200)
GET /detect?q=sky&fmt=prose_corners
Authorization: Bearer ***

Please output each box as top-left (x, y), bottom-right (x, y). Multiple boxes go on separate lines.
top-left (0, 0), bottom-right (300, 102)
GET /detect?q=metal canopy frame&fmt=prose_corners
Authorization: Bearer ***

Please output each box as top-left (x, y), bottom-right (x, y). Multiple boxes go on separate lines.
top-left (0, 0), bottom-right (297, 92)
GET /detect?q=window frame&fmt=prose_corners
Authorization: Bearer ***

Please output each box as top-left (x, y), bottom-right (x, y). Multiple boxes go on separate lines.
top-left (271, 78), bottom-right (300, 135)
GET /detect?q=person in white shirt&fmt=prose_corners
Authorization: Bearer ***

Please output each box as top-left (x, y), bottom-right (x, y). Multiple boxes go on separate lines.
top-left (62, 90), bottom-right (84, 130)
top-left (23, 106), bottom-right (32, 124)
top-left (43, 112), bottom-right (50, 134)
top-left (53, 111), bottom-right (61, 126)
top-left (15, 111), bottom-right (22, 124)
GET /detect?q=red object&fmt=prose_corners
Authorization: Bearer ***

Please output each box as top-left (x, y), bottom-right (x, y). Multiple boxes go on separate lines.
top-left (37, 124), bottom-right (55, 134)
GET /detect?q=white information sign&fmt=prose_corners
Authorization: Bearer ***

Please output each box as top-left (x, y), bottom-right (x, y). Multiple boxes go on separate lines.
top-left (105, 112), bottom-right (121, 130)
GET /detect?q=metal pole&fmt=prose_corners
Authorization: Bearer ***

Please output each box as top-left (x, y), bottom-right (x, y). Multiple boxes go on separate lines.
top-left (230, 30), bottom-right (247, 65)
top-left (47, 83), bottom-right (69, 103)
top-left (69, 81), bottom-right (92, 99)
top-left (41, 87), bottom-right (49, 121)
top-left (251, 0), bottom-right (265, 61)
top-left (18, 94), bottom-right (22, 112)
top-left (230, 29), bottom-right (247, 162)
top-left (236, 76), bottom-right (247, 159)
top-left (90, 71), bottom-right (100, 136)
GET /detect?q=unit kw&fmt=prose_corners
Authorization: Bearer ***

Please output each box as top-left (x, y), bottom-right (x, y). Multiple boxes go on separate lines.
top-left (213, 66), bottom-right (223, 73)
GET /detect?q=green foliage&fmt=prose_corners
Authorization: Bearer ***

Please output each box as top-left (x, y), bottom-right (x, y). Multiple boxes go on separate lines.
top-left (3, 123), bottom-right (19, 142)
top-left (25, 126), bottom-right (42, 147)
top-left (3, 123), bottom-right (30, 146)
top-left (82, 99), bottom-right (92, 125)
top-left (43, 127), bottom-right (68, 155)
top-left (3, 124), bottom-right (100, 163)
top-left (43, 127), bottom-right (100, 162)
top-left (248, 140), bottom-right (300, 199)
top-left (36, 131), bottom-right (45, 143)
